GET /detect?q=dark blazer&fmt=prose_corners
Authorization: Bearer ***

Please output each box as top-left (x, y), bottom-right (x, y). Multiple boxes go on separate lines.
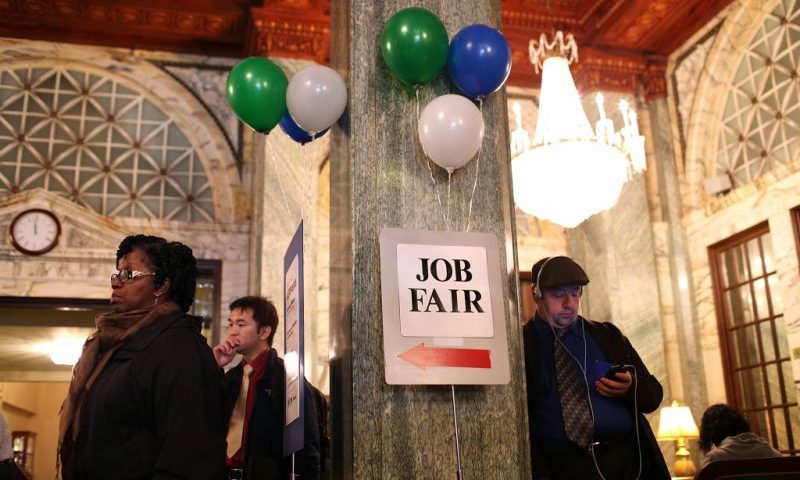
top-left (221, 348), bottom-right (321, 480)
top-left (523, 316), bottom-right (670, 479)
top-left (69, 312), bottom-right (227, 480)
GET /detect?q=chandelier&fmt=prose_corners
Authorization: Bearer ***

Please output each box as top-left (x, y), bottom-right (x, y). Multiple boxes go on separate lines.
top-left (510, 32), bottom-right (646, 228)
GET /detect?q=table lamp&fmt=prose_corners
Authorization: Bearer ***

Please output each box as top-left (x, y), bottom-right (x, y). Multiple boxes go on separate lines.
top-left (657, 400), bottom-right (700, 477)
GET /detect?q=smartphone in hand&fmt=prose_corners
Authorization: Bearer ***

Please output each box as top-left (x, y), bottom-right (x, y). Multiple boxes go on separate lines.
top-left (604, 364), bottom-right (628, 379)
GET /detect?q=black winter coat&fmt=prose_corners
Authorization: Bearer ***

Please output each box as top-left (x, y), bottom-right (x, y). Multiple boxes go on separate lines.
top-left (68, 312), bottom-right (226, 480)
top-left (221, 348), bottom-right (321, 480)
top-left (523, 316), bottom-right (671, 479)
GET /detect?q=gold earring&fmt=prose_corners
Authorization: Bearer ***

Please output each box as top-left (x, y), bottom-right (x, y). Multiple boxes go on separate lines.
top-left (154, 294), bottom-right (159, 306)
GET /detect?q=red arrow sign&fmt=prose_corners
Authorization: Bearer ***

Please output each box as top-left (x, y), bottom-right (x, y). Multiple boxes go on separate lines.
top-left (399, 343), bottom-right (492, 370)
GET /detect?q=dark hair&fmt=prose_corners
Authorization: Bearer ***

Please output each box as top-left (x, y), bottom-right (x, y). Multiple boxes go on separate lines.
top-left (116, 234), bottom-right (198, 312)
top-left (699, 403), bottom-right (752, 453)
top-left (229, 296), bottom-right (278, 346)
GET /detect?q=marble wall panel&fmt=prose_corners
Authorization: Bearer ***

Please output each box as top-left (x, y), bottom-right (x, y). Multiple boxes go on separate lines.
top-left (685, 169), bottom-right (800, 402)
top-left (673, 34), bottom-right (717, 149)
top-left (644, 95), bottom-right (708, 424)
top-left (0, 189), bottom-right (251, 331)
top-left (651, 221), bottom-right (684, 397)
top-left (160, 63), bottom-right (240, 160)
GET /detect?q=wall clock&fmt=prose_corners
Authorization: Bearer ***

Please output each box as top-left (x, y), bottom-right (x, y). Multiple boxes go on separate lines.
top-left (9, 208), bottom-right (61, 255)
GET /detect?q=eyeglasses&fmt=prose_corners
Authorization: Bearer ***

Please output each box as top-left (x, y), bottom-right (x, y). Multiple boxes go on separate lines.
top-left (111, 267), bottom-right (155, 284)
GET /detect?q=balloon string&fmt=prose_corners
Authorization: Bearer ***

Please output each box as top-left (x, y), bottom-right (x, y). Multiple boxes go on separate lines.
top-left (416, 86), bottom-right (421, 121)
top-left (425, 158), bottom-right (447, 229)
top-left (415, 85), bottom-right (447, 229)
top-left (302, 153), bottom-right (313, 222)
top-left (447, 170), bottom-right (452, 231)
top-left (465, 100), bottom-right (484, 232)
top-left (269, 147), bottom-right (295, 229)
top-left (302, 155), bottom-right (312, 266)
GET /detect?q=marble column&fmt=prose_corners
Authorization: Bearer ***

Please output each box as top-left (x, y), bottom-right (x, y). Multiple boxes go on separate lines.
top-left (329, 0), bottom-right (530, 478)
top-left (644, 97), bottom-right (707, 416)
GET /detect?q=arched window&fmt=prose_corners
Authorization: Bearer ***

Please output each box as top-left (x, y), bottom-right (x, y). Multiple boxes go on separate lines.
top-left (717, 0), bottom-right (800, 187)
top-left (709, 223), bottom-right (799, 454)
top-left (0, 66), bottom-right (215, 221)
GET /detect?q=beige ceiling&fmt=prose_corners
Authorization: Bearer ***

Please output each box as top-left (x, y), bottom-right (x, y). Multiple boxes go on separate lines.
top-left (0, 304), bottom-right (102, 382)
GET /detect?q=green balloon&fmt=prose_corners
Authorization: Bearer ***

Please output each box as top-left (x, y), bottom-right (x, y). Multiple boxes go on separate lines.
top-left (226, 57), bottom-right (288, 133)
top-left (381, 7), bottom-right (449, 86)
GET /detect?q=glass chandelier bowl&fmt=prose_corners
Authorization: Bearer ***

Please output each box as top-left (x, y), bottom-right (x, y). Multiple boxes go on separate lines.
top-left (512, 140), bottom-right (628, 228)
top-left (511, 32), bottom-right (646, 229)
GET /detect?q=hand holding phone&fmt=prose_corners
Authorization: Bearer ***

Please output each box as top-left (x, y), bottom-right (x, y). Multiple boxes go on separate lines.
top-left (603, 364), bottom-right (628, 380)
top-left (597, 364), bottom-right (633, 398)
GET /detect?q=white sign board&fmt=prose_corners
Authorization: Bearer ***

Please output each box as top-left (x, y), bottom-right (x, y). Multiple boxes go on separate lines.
top-left (283, 221), bottom-right (305, 455)
top-left (284, 254), bottom-right (300, 425)
top-left (380, 228), bottom-right (510, 385)
top-left (396, 243), bottom-right (494, 338)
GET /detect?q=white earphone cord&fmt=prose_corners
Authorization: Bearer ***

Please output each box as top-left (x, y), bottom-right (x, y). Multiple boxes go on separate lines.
top-left (548, 317), bottom-right (642, 480)
top-left (536, 258), bottom-right (641, 479)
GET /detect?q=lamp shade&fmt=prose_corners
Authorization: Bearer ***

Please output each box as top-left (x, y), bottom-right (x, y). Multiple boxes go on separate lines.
top-left (657, 401), bottom-right (700, 440)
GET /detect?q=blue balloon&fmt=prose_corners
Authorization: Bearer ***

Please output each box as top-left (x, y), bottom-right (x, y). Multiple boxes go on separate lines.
top-left (279, 113), bottom-right (328, 145)
top-left (447, 24), bottom-right (512, 100)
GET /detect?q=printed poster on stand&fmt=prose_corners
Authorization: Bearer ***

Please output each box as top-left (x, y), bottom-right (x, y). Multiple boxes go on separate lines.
top-left (283, 221), bottom-right (305, 455)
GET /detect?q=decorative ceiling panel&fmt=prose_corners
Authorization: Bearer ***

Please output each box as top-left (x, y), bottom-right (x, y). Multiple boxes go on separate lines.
top-left (0, 0), bottom-right (735, 92)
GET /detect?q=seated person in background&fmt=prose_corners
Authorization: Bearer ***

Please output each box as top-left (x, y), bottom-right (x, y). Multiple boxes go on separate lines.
top-left (699, 403), bottom-right (782, 468)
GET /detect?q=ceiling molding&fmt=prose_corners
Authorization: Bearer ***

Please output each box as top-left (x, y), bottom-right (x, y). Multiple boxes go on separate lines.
top-left (0, 0), bottom-right (248, 55)
top-left (247, 6), bottom-right (329, 62)
top-left (0, 0), bottom-right (733, 93)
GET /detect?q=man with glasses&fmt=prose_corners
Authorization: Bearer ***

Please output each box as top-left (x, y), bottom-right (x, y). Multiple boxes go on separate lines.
top-left (524, 256), bottom-right (669, 480)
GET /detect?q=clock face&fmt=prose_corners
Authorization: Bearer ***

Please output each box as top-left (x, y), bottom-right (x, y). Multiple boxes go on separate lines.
top-left (10, 209), bottom-right (61, 255)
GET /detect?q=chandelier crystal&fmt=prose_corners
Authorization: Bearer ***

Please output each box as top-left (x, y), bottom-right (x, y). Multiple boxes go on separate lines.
top-left (511, 32), bottom-right (646, 228)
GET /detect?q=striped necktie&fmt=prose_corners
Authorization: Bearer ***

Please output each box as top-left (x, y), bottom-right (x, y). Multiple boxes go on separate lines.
top-left (554, 330), bottom-right (594, 449)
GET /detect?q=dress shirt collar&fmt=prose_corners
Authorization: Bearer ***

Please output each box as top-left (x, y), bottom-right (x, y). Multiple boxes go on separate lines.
top-left (242, 346), bottom-right (270, 378)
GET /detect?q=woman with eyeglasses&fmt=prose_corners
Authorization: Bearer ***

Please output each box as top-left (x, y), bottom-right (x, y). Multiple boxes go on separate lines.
top-left (58, 234), bottom-right (226, 480)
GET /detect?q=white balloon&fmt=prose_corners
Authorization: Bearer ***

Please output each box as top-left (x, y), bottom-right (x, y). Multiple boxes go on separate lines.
top-left (286, 65), bottom-right (348, 133)
top-left (418, 94), bottom-right (484, 172)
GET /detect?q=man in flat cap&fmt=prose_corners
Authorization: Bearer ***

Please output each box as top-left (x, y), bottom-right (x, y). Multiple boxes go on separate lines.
top-left (523, 256), bottom-right (669, 480)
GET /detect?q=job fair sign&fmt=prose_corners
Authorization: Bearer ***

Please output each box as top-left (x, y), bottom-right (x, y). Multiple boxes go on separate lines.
top-left (379, 228), bottom-right (510, 385)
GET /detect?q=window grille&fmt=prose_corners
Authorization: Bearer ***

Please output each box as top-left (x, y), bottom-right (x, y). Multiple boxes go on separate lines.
top-left (0, 66), bottom-right (214, 221)
top-left (709, 223), bottom-right (799, 454)
top-left (717, 0), bottom-right (800, 188)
